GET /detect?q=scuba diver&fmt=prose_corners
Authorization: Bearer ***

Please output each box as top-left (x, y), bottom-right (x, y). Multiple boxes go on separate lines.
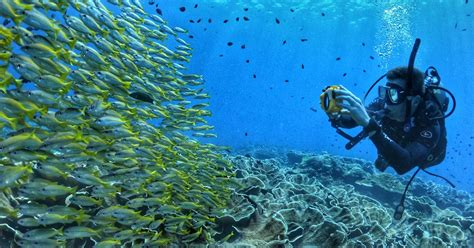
top-left (326, 66), bottom-right (446, 175)
top-left (320, 39), bottom-right (456, 219)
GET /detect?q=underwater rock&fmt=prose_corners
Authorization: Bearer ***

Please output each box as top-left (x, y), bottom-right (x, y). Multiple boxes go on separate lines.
top-left (286, 150), bottom-right (303, 165)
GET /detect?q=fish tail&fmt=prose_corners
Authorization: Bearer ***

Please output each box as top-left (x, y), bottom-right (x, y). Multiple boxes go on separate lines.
top-left (22, 3), bottom-right (34, 11)
top-left (0, 76), bottom-right (10, 94)
top-left (13, 78), bottom-right (23, 89)
top-left (9, 118), bottom-right (18, 130)
top-left (74, 129), bottom-right (83, 141)
top-left (36, 107), bottom-right (48, 117)
top-left (52, 26), bottom-right (60, 40)
top-left (61, 50), bottom-right (72, 64)
top-left (59, 83), bottom-right (72, 95)
top-left (12, 15), bottom-right (25, 25)
top-left (68, 38), bottom-right (77, 49)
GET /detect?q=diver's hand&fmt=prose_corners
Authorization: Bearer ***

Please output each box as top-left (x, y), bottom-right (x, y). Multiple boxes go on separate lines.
top-left (333, 85), bottom-right (371, 127)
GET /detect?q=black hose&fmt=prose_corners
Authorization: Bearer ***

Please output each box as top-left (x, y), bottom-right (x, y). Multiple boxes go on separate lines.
top-left (406, 38), bottom-right (421, 94)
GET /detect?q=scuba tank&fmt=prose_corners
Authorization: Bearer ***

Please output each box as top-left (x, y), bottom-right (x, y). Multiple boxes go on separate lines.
top-left (424, 66), bottom-right (448, 112)
top-left (422, 66), bottom-right (456, 121)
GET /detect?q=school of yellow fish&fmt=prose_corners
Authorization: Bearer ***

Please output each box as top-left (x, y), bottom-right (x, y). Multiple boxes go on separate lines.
top-left (0, 0), bottom-right (237, 246)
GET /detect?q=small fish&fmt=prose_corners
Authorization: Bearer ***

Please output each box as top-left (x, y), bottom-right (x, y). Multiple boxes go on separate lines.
top-left (38, 184), bottom-right (77, 198)
top-left (54, 108), bottom-right (87, 125)
top-left (17, 218), bottom-right (40, 227)
top-left (94, 239), bottom-right (121, 248)
top-left (16, 239), bottom-right (65, 248)
top-left (72, 170), bottom-right (108, 186)
top-left (21, 8), bottom-right (60, 35)
top-left (64, 226), bottom-right (100, 239)
top-left (94, 115), bottom-right (127, 128)
top-left (182, 227), bottom-right (203, 243)
top-left (0, 165), bottom-right (32, 188)
top-left (0, 132), bottom-right (43, 154)
top-left (37, 213), bottom-right (74, 225)
top-left (9, 150), bottom-right (48, 162)
top-left (22, 228), bottom-right (62, 241)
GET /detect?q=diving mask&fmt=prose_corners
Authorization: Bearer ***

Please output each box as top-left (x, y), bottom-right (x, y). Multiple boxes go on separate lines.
top-left (378, 83), bottom-right (407, 105)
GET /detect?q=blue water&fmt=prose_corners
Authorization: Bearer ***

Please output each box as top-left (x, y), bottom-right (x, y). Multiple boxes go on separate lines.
top-left (155, 1), bottom-right (474, 193)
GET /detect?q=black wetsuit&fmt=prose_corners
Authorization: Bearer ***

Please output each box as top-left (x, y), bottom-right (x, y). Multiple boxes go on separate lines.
top-left (335, 97), bottom-right (447, 175)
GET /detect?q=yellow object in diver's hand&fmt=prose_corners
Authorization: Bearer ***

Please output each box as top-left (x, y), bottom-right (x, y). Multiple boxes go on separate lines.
top-left (320, 85), bottom-right (342, 114)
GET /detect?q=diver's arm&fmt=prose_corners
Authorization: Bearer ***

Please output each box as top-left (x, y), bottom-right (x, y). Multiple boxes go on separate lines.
top-left (367, 121), bottom-right (441, 175)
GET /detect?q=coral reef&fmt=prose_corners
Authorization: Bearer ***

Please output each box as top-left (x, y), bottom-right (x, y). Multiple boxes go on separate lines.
top-left (215, 150), bottom-right (474, 247)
